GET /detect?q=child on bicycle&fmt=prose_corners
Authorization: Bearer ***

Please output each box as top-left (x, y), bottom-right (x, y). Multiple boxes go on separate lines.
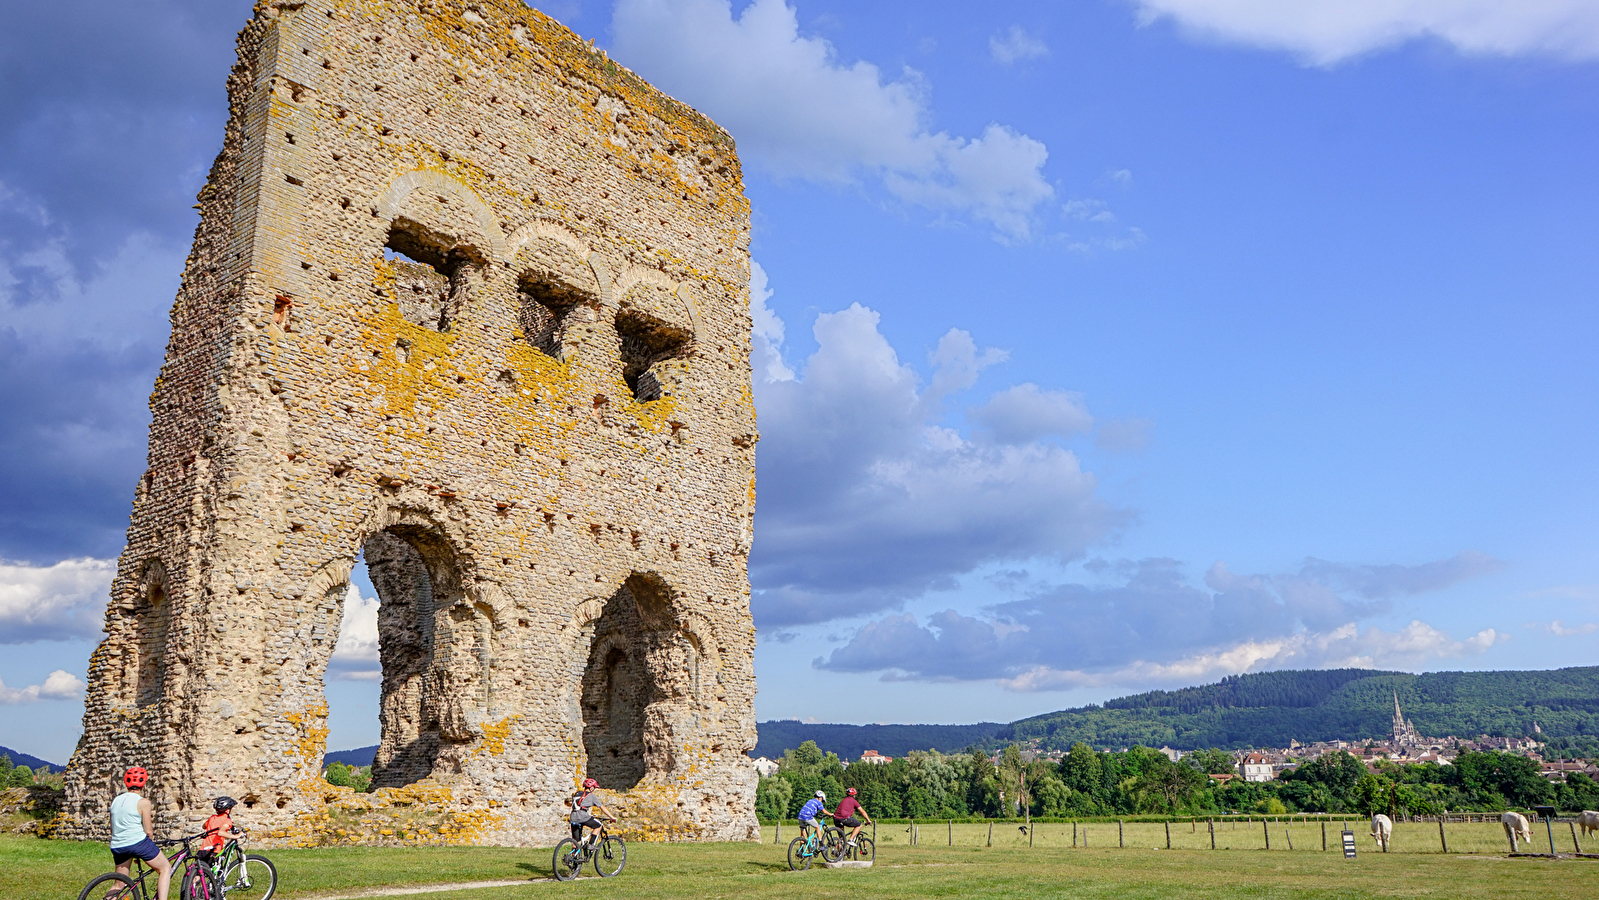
top-left (198, 796), bottom-right (244, 864)
top-left (796, 791), bottom-right (832, 840)
top-left (568, 778), bottom-right (616, 844)
top-left (109, 766), bottom-right (172, 900)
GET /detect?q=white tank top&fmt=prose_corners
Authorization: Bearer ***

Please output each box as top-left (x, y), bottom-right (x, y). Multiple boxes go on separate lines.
top-left (109, 792), bottom-right (146, 847)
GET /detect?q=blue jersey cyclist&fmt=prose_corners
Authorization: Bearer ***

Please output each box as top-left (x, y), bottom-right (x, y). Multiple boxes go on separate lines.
top-left (796, 790), bottom-right (833, 839)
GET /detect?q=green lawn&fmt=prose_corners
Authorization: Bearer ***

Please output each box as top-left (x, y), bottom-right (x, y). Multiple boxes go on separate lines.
top-left (7, 826), bottom-right (1592, 900)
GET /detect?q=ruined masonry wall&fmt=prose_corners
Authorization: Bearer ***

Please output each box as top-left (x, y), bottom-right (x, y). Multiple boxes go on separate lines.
top-left (63, 0), bottom-right (758, 847)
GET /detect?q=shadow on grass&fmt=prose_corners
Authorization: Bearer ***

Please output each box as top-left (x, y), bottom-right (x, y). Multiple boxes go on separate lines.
top-left (515, 862), bottom-right (549, 878)
top-left (740, 860), bottom-right (795, 874)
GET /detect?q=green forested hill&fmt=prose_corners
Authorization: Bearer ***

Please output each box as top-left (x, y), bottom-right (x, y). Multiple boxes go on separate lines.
top-left (751, 721), bottom-right (1005, 760)
top-left (753, 666), bottom-right (1599, 759)
top-left (1002, 666), bottom-right (1599, 750)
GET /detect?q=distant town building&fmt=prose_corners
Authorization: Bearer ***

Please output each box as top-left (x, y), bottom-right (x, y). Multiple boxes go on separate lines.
top-left (1240, 752), bottom-right (1273, 782)
top-left (1158, 746), bottom-right (1185, 763)
top-left (753, 757), bottom-right (779, 777)
top-left (858, 750), bottom-right (893, 765)
top-left (1539, 759), bottom-right (1598, 782)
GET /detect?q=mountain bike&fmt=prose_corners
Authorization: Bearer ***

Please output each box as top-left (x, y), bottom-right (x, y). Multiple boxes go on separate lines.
top-left (77, 833), bottom-right (219, 900)
top-left (552, 819), bottom-right (626, 880)
top-left (210, 827), bottom-right (278, 900)
top-left (833, 828), bottom-right (876, 863)
top-left (787, 824), bottom-right (845, 870)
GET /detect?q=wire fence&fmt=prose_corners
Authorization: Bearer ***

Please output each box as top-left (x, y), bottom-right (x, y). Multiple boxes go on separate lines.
top-left (760, 815), bottom-right (1598, 856)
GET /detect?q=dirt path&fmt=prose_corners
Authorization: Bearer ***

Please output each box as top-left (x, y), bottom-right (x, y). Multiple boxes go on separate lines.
top-left (302, 879), bottom-right (544, 899)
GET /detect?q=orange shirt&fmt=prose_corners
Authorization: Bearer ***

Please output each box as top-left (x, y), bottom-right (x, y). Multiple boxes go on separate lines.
top-left (202, 813), bottom-right (234, 852)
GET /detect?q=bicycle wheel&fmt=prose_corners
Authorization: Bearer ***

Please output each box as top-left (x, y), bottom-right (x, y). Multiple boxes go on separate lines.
top-left (852, 837), bottom-right (875, 862)
top-left (594, 836), bottom-right (626, 877)
top-left (787, 836), bottom-right (812, 871)
top-left (222, 854), bottom-right (277, 900)
top-left (78, 872), bottom-right (141, 900)
top-left (820, 827), bottom-right (846, 863)
top-left (552, 839), bottom-right (585, 881)
top-left (182, 863), bottom-right (219, 900)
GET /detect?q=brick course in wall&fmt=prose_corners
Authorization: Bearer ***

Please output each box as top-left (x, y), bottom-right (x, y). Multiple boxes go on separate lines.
top-left (62, 0), bottom-right (758, 847)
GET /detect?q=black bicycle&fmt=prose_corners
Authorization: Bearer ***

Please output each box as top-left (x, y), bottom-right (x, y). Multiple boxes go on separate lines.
top-left (831, 828), bottom-right (876, 863)
top-left (77, 833), bottom-right (219, 900)
top-left (552, 820), bottom-right (626, 880)
top-left (210, 827), bottom-right (277, 900)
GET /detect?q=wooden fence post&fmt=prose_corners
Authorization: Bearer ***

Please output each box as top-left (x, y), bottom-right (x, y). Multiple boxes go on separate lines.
top-left (775, 822), bottom-right (780, 844)
top-left (1321, 821), bottom-right (1327, 852)
top-left (1072, 822), bottom-right (1077, 848)
top-left (987, 821), bottom-right (992, 847)
top-left (949, 820), bottom-right (952, 847)
top-left (872, 821), bottom-right (877, 846)
top-left (1166, 820), bottom-right (1171, 850)
top-left (1285, 827), bottom-right (1292, 851)
top-left (1030, 823), bottom-right (1034, 848)
top-left (1263, 818), bottom-right (1270, 850)
top-left (1571, 821), bottom-right (1582, 854)
top-left (1209, 818), bottom-right (1215, 850)
top-left (1119, 819), bottom-right (1124, 848)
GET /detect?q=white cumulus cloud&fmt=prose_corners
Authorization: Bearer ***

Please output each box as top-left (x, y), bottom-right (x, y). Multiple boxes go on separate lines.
top-left (0, 669), bottom-right (85, 704)
top-left (0, 557), bottom-right (113, 642)
top-left (1132, 0), bottom-right (1599, 65)
top-left (329, 585), bottom-right (381, 681)
top-left (969, 383), bottom-right (1094, 444)
top-left (611, 0), bottom-right (1055, 237)
top-left (750, 285), bottom-right (1120, 627)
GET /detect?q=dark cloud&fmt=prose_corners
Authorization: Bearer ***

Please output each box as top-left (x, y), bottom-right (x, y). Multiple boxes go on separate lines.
top-left (817, 552), bottom-right (1503, 685)
top-left (750, 303), bottom-right (1122, 627)
top-left (0, 2), bottom-right (250, 561)
top-left (0, 1), bottom-right (245, 278)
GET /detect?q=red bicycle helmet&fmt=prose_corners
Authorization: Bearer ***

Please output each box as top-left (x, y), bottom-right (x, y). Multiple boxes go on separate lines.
top-left (582, 778), bottom-right (598, 790)
top-left (124, 767), bottom-right (148, 789)
top-left (847, 787), bottom-right (858, 796)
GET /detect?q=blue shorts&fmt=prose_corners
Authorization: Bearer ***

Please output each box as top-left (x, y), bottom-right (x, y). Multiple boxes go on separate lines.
top-left (111, 837), bottom-right (160, 865)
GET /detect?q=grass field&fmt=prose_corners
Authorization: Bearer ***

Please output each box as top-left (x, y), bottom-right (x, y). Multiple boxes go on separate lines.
top-left (7, 823), bottom-right (1593, 900)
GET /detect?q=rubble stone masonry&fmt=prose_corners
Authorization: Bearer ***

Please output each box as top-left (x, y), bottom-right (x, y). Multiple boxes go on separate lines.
top-left (62, 0), bottom-right (758, 846)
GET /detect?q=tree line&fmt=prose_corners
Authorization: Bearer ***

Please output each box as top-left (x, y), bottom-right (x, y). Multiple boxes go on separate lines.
top-left (755, 741), bottom-right (1599, 821)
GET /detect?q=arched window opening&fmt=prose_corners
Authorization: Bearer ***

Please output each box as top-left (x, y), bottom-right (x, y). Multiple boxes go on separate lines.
top-left (379, 219), bottom-right (479, 332)
top-left (615, 310), bottom-right (691, 403)
top-left (517, 276), bottom-right (589, 358)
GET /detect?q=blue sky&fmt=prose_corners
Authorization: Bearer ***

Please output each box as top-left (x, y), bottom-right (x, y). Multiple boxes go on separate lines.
top-left (2, 0), bottom-right (1598, 763)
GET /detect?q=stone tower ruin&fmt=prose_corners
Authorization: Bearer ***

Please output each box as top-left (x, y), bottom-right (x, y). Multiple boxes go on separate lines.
top-left (62, 0), bottom-right (758, 846)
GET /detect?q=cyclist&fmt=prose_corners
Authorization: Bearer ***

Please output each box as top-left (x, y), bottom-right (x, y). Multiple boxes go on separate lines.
top-left (197, 796), bottom-right (243, 864)
top-left (569, 778), bottom-right (616, 845)
top-left (109, 766), bottom-right (172, 900)
top-left (796, 790), bottom-right (832, 841)
top-left (833, 787), bottom-right (872, 847)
